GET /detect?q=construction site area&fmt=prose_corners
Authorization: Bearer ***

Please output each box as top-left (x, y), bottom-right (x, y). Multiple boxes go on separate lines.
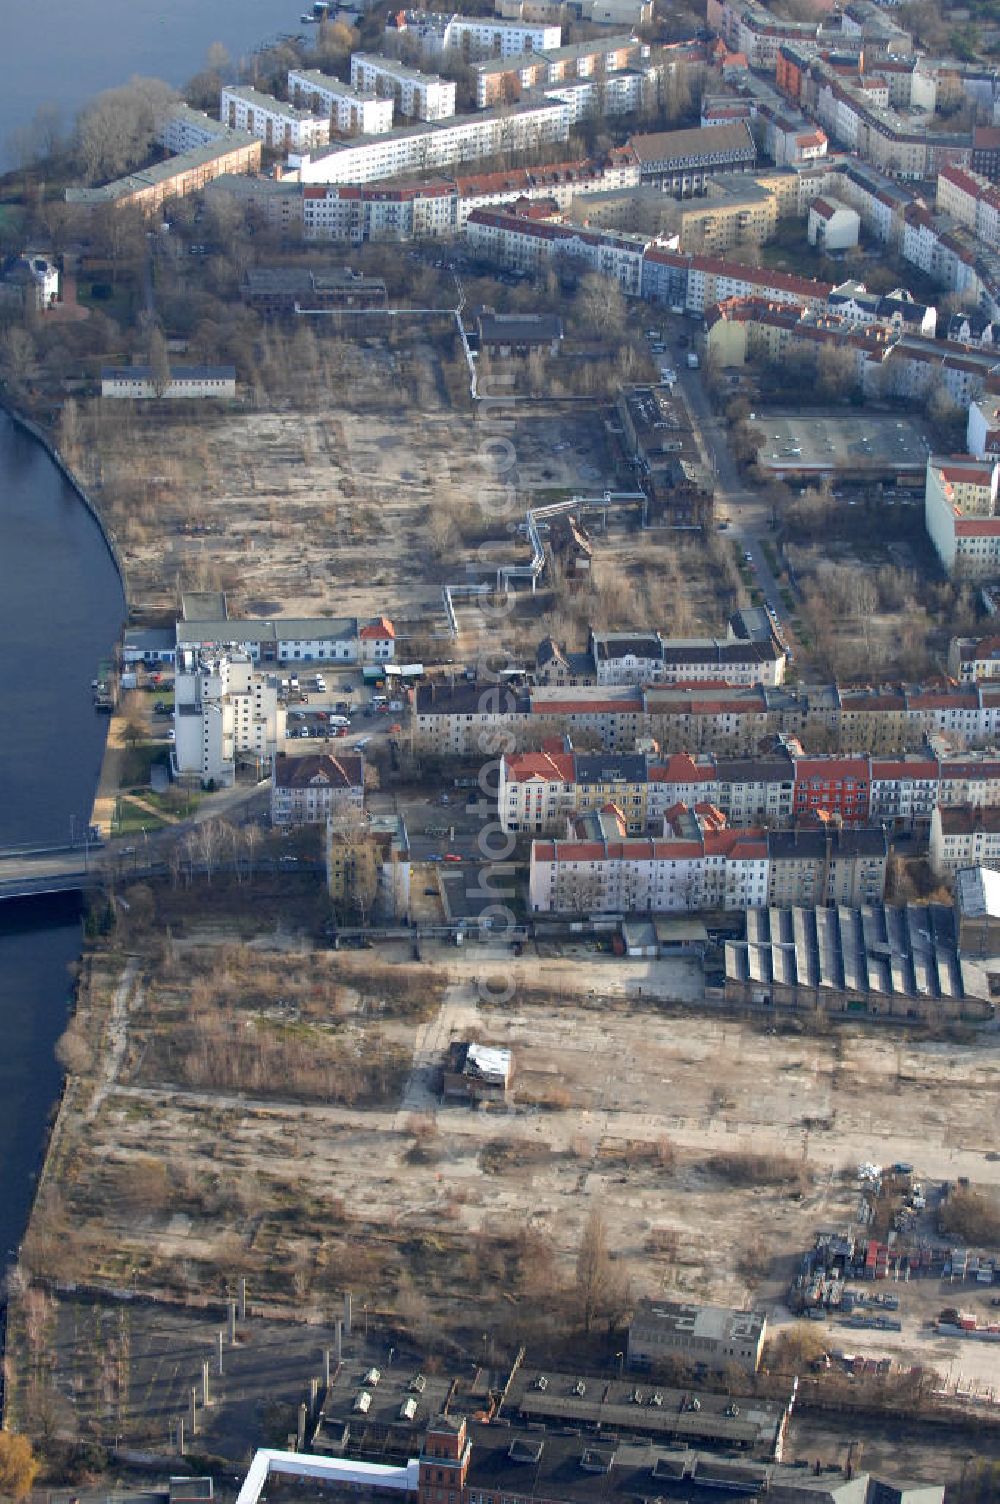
top-left (14, 911), bottom-right (1000, 1457)
top-left (63, 321), bottom-right (738, 664)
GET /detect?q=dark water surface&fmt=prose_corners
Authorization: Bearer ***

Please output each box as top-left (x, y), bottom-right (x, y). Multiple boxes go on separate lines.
top-left (2, 0), bottom-right (294, 171)
top-left (0, 411), bottom-right (124, 1259)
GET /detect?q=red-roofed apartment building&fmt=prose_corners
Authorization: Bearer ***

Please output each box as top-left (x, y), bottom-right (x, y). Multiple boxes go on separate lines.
top-left (925, 454), bottom-right (1000, 579)
top-left (528, 802), bottom-right (770, 912)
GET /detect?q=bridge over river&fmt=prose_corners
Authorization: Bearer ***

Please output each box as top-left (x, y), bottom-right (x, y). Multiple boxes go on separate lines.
top-left (0, 843), bottom-right (162, 901)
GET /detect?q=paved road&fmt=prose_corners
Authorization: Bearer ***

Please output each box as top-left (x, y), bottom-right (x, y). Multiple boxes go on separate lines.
top-left (670, 350), bottom-right (801, 659)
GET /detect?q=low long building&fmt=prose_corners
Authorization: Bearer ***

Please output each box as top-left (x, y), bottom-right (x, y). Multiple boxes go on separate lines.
top-left (66, 133), bottom-right (261, 212)
top-left (725, 902), bottom-right (992, 1021)
top-left (243, 1414), bottom-right (943, 1504)
top-left (101, 365), bottom-right (236, 399)
top-left (242, 265), bottom-right (387, 314)
top-left (176, 599), bottom-right (395, 665)
top-left (296, 99), bottom-right (571, 186)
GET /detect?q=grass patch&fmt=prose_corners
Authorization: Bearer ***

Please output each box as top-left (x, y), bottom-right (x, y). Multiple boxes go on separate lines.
top-left (120, 742), bottom-right (169, 788)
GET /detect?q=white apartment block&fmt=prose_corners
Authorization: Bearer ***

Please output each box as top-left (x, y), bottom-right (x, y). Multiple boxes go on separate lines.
top-left (396, 12), bottom-right (562, 59)
top-left (220, 86), bottom-right (331, 153)
top-left (296, 101), bottom-right (571, 185)
top-left (544, 70), bottom-right (648, 123)
top-left (466, 207), bottom-right (649, 291)
top-left (174, 650), bottom-right (284, 787)
top-left (288, 70), bottom-right (394, 136)
top-left (925, 454), bottom-right (1000, 581)
top-left (101, 365), bottom-right (236, 399)
top-left (157, 104), bottom-right (232, 154)
top-left (350, 54), bottom-right (456, 121)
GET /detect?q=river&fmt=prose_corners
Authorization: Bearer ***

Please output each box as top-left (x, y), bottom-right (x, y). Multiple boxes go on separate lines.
top-left (2, 0), bottom-right (299, 172)
top-left (0, 411), bottom-right (123, 1263)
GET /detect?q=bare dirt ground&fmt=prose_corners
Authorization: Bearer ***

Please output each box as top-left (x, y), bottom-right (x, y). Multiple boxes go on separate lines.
top-left (64, 330), bottom-right (739, 663)
top-left (27, 929), bottom-right (1000, 1393)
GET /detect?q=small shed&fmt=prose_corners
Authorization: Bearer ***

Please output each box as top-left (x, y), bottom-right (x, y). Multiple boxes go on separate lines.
top-left (443, 1041), bottom-right (513, 1101)
top-left (170, 1481), bottom-right (214, 1504)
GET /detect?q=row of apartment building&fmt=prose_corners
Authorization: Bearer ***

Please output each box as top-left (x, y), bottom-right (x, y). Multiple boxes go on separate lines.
top-left (300, 147), bottom-right (639, 240)
top-left (288, 69), bottom-right (396, 136)
top-left (937, 162), bottom-right (1000, 251)
top-left (411, 677), bottom-right (1000, 757)
top-left (528, 801), bottom-right (890, 914)
top-left (295, 97), bottom-right (573, 185)
top-left (706, 293), bottom-right (999, 397)
top-left (472, 33), bottom-right (644, 107)
top-left (465, 203), bottom-right (837, 304)
top-left (499, 737), bottom-right (1000, 835)
top-left (390, 10), bottom-right (563, 59)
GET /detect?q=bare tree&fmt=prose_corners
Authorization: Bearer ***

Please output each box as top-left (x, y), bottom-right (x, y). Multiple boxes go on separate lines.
top-left (148, 326), bottom-right (171, 398)
top-left (196, 818), bottom-right (223, 883)
top-left (76, 76), bottom-right (178, 183)
top-left (575, 1204), bottom-right (624, 1333)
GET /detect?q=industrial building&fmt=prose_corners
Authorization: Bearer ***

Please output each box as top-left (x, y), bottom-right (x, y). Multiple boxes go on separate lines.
top-left (627, 1299), bottom-right (767, 1376)
top-left (498, 1367), bottom-right (788, 1457)
top-left (239, 1423), bottom-right (943, 1504)
top-left (724, 903), bottom-right (994, 1021)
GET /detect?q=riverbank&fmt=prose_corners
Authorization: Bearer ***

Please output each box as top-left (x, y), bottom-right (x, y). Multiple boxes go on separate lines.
top-left (0, 397), bottom-right (131, 611)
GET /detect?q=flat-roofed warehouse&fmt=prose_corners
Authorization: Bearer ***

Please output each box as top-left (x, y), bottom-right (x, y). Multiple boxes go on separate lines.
top-left (627, 1299), bottom-right (766, 1376)
top-left (499, 1367), bottom-right (789, 1458)
top-left (724, 903), bottom-right (994, 1022)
